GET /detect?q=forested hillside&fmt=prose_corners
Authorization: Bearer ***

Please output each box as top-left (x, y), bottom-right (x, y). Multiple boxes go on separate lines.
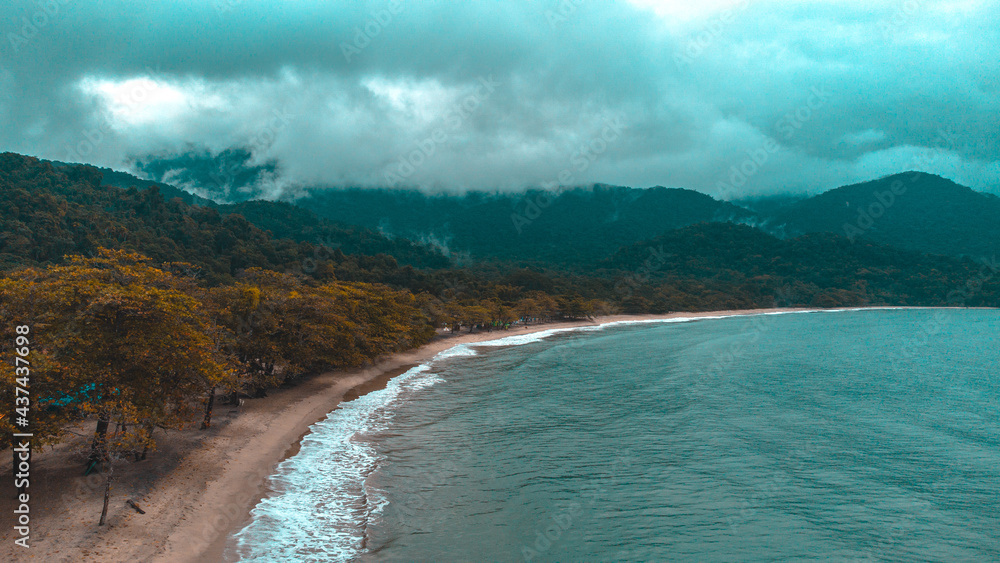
top-left (217, 200), bottom-right (450, 269)
top-left (602, 222), bottom-right (1000, 312)
top-left (0, 154), bottom-right (448, 284)
top-left (772, 172), bottom-right (1000, 259)
top-left (295, 185), bottom-right (757, 265)
top-left (130, 154), bottom-right (1000, 264)
top-left (6, 153), bottom-right (997, 314)
top-left (93, 161), bottom-right (451, 270)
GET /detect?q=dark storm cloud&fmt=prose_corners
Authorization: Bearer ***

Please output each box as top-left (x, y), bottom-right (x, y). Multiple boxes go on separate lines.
top-left (1, 0), bottom-right (998, 198)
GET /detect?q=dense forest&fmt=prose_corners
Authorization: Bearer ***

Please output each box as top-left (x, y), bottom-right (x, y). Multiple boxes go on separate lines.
top-left (263, 172), bottom-right (1000, 266)
top-left (773, 172), bottom-right (1000, 258)
top-left (602, 222), bottom-right (1000, 312)
top-left (292, 184), bottom-right (756, 265)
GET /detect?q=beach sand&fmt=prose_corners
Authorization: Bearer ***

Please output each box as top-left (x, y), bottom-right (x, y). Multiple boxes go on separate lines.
top-left (0, 308), bottom-right (802, 562)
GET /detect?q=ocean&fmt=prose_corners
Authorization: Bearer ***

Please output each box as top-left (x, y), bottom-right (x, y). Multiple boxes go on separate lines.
top-left (227, 309), bottom-right (1000, 562)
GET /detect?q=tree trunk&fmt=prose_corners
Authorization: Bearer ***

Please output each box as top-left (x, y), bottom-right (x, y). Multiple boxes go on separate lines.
top-left (200, 386), bottom-right (217, 430)
top-left (99, 461), bottom-right (113, 526)
top-left (138, 422), bottom-right (153, 461)
top-left (88, 412), bottom-right (110, 466)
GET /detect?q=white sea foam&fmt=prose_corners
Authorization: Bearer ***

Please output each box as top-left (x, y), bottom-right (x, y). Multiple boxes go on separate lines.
top-left (432, 343), bottom-right (479, 359)
top-left (466, 326), bottom-right (599, 348)
top-left (229, 365), bottom-right (442, 562)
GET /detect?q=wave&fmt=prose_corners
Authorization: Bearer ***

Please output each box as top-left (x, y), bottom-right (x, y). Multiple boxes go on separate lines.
top-left (229, 365), bottom-right (442, 562)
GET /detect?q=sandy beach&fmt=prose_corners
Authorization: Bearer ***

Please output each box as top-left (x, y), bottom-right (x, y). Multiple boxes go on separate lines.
top-left (1, 308), bottom-right (803, 562)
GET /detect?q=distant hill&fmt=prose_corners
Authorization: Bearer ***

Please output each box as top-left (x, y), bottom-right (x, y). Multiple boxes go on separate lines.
top-left (772, 172), bottom-right (1000, 259)
top-left (128, 152), bottom-right (1000, 263)
top-left (129, 147), bottom-right (280, 203)
top-left (296, 185), bottom-right (758, 266)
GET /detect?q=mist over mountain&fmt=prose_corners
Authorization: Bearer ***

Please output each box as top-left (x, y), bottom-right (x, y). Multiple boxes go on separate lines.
top-left (130, 147), bottom-right (282, 203)
top-left (293, 185), bottom-right (756, 266)
top-left (292, 173), bottom-right (998, 265)
top-left (106, 153), bottom-right (1000, 266)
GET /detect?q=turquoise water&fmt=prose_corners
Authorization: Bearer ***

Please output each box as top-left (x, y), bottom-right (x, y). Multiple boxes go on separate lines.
top-left (230, 309), bottom-right (1000, 562)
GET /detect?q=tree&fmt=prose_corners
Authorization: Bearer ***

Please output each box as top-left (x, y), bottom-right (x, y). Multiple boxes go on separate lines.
top-left (0, 249), bottom-right (231, 522)
top-left (208, 270), bottom-right (435, 399)
top-left (0, 277), bottom-right (69, 449)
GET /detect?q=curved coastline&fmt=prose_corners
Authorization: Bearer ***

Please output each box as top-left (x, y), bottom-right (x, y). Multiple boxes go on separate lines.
top-left (209, 306), bottom-right (868, 561)
top-left (194, 308), bottom-right (817, 562)
top-left (206, 305), bottom-right (991, 562)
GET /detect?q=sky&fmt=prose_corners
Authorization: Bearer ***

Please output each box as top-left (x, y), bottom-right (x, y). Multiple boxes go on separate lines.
top-left (2, 0), bottom-right (999, 199)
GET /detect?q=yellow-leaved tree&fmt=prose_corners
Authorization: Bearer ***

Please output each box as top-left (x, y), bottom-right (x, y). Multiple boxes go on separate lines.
top-left (0, 249), bottom-right (232, 524)
top-left (207, 270), bottom-right (435, 404)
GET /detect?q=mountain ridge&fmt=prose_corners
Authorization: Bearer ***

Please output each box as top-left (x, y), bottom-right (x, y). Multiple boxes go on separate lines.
top-left (45, 155), bottom-right (1000, 265)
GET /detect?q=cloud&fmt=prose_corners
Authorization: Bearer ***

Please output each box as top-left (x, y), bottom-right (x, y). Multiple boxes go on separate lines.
top-left (0, 0), bottom-right (998, 198)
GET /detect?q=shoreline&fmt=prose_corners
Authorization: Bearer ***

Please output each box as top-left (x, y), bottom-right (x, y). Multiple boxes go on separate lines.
top-left (184, 307), bottom-right (806, 562)
top-left (1, 306), bottom-right (989, 562)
